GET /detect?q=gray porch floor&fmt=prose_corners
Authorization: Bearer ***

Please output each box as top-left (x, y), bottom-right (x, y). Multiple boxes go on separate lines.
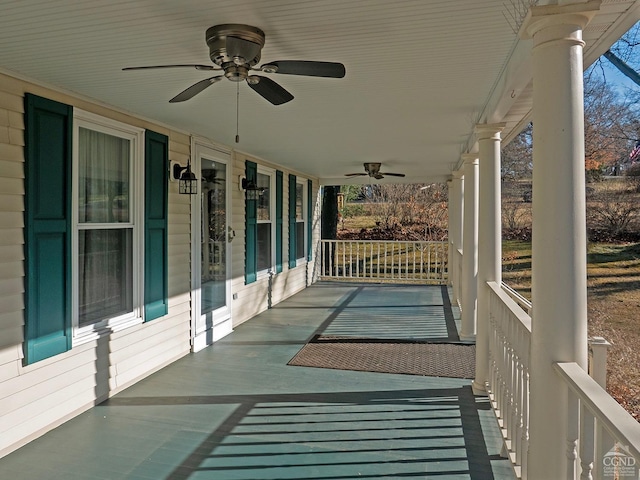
top-left (0, 283), bottom-right (515, 479)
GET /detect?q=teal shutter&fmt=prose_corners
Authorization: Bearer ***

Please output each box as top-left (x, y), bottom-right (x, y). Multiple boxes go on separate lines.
top-left (24, 94), bottom-right (73, 364)
top-left (245, 161), bottom-right (258, 284)
top-left (307, 179), bottom-right (313, 261)
top-left (144, 130), bottom-right (169, 321)
top-left (288, 174), bottom-right (297, 268)
top-left (275, 170), bottom-right (283, 273)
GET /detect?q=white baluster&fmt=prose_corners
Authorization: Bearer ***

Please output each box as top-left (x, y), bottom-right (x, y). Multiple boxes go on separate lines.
top-left (580, 405), bottom-right (594, 480)
top-left (567, 392), bottom-right (579, 480)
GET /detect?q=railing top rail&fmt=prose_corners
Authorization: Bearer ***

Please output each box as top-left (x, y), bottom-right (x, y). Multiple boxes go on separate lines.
top-left (320, 239), bottom-right (447, 245)
top-left (554, 362), bottom-right (640, 459)
top-left (501, 281), bottom-right (532, 313)
top-left (487, 280), bottom-right (532, 332)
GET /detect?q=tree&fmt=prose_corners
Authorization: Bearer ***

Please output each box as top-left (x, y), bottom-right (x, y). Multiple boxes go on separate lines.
top-left (501, 122), bottom-right (533, 182)
top-left (586, 21), bottom-right (640, 176)
top-left (502, 72), bottom-right (639, 183)
top-left (587, 179), bottom-right (640, 236)
top-left (365, 183), bottom-right (448, 241)
top-left (583, 74), bottom-right (639, 177)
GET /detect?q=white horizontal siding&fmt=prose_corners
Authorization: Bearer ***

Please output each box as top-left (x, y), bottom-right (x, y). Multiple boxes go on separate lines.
top-left (0, 72), bottom-right (193, 458)
top-left (0, 76), bottom-right (25, 399)
top-left (0, 69), bottom-right (323, 457)
top-left (0, 360), bottom-right (19, 384)
top-left (229, 153), bottom-right (320, 327)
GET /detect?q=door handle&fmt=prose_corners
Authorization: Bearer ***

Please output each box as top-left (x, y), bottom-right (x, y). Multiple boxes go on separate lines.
top-left (227, 226), bottom-right (236, 243)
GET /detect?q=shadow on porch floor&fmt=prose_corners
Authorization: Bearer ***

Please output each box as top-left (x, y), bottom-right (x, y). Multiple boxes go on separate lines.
top-left (0, 282), bottom-right (515, 479)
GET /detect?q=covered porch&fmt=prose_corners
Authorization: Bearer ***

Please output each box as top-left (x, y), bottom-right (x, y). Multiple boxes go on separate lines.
top-left (0, 283), bottom-right (515, 479)
top-left (1, 1), bottom-right (640, 479)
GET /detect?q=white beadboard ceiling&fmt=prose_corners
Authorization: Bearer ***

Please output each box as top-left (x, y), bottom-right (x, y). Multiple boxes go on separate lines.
top-left (0, 0), bottom-right (638, 184)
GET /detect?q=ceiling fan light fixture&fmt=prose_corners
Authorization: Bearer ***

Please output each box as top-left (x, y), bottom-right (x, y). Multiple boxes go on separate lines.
top-left (224, 64), bottom-right (249, 81)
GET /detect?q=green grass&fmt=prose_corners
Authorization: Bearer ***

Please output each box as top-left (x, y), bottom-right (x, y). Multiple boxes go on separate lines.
top-left (587, 242), bottom-right (640, 264)
top-left (502, 240), bottom-right (532, 299)
top-left (502, 240), bottom-right (640, 420)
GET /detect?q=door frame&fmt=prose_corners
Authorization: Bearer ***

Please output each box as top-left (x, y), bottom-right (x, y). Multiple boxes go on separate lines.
top-left (190, 138), bottom-right (233, 352)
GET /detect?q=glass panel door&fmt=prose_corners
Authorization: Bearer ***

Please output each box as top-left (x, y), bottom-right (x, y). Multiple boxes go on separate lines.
top-left (191, 144), bottom-right (232, 351)
top-left (201, 158), bottom-right (226, 313)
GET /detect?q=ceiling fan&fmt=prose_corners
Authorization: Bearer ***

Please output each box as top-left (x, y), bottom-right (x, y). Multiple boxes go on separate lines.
top-left (123, 24), bottom-right (345, 106)
top-left (344, 163), bottom-right (406, 180)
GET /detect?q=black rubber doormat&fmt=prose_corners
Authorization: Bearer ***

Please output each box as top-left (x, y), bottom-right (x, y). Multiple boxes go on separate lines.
top-left (288, 336), bottom-right (476, 379)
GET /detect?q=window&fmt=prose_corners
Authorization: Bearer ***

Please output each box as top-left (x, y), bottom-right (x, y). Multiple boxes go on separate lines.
top-left (295, 181), bottom-right (306, 260)
top-left (256, 169), bottom-right (275, 273)
top-left (73, 112), bottom-right (143, 337)
top-left (25, 94), bottom-right (168, 363)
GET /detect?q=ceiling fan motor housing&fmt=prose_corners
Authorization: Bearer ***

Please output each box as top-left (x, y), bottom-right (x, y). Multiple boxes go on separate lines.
top-left (364, 162), bottom-right (381, 175)
top-left (205, 24), bottom-right (265, 67)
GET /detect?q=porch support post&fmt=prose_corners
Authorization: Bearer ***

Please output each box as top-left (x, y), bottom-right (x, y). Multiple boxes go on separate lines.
top-left (447, 173), bottom-right (462, 305)
top-left (474, 123), bottom-right (505, 392)
top-left (451, 171), bottom-right (464, 305)
top-left (522, 3), bottom-right (599, 479)
top-left (447, 179), bottom-right (454, 289)
top-left (460, 153), bottom-right (478, 341)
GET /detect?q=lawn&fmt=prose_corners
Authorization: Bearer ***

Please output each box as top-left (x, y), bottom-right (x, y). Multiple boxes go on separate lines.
top-left (503, 240), bottom-right (640, 421)
top-left (338, 200), bottom-right (640, 420)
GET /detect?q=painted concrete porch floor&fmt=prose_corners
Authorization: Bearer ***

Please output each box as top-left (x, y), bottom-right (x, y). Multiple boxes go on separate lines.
top-left (0, 283), bottom-right (515, 480)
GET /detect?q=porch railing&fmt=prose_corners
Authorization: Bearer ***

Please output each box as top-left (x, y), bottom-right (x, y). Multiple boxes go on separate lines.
top-left (488, 280), bottom-right (640, 479)
top-left (500, 281), bottom-right (531, 315)
top-left (487, 281), bottom-right (531, 478)
top-left (555, 362), bottom-right (640, 480)
top-left (319, 240), bottom-right (448, 284)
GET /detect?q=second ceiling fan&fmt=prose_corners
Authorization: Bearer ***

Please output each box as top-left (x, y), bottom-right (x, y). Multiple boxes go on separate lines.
top-left (345, 163), bottom-right (406, 180)
top-left (123, 23), bottom-right (346, 105)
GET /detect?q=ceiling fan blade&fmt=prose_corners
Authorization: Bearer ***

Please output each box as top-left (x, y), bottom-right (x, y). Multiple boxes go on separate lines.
top-left (261, 61), bottom-right (346, 78)
top-left (169, 76), bottom-right (223, 103)
top-left (226, 36), bottom-right (262, 63)
top-left (381, 172), bottom-right (406, 177)
top-left (344, 173), bottom-right (367, 177)
top-left (374, 174), bottom-right (385, 180)
top-left (123, 64), bottom-right (217, 71)
top-left (247, 76), bottom-right (293, 105)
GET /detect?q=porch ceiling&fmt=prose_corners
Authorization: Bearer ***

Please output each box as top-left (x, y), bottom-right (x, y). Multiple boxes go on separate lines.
top-left (0, 0), bottom-right (638, 184)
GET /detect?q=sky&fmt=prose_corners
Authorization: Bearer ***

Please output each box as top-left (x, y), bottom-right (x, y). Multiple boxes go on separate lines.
top-left (595, 20), bottom-right (640, 94)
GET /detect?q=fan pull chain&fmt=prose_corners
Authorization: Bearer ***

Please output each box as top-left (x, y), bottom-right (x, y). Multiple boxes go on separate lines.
top-left (235, 82), bottom-right (240, 144)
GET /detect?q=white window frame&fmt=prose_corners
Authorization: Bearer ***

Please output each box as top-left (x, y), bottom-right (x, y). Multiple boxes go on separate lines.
top-left (71, 110), bottom-right (145, 344)
top-left (295, 178), bottom-right (308, 263)
top-left (256, 165), bottom-right (276, 278)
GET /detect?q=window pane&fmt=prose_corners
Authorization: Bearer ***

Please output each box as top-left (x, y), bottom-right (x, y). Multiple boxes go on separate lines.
top-left (296, 221), bottom-right (305, 260)
top-left (79, 229), bottom-right (133, 326)
top-left (78, 127), bottom-right (130, 223)
top-left (257, 173), bottom-right (270, 221)
top-left (296, 183), bottom-right (304, 221)
top-left (257, 223), bottom-right (272, 271)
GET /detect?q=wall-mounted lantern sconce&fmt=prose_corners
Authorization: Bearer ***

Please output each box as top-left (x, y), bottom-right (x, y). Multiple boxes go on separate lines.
top-left (173, 160), bottom-right (198, 195)
top-left (240, 176), bottom-right (264, 201)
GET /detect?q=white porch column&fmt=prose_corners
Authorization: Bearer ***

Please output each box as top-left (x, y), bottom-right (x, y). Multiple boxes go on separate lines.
top-left (460, 153), bottom-right (478, 341)
top-left (447, 180), bottom-right (455, 290)
top-left (522, 3), bottom-right (599, 479)
top-left (451, 171), bottom-right (464, 305)
top-left (474, 123), bottom-right (505, 392)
